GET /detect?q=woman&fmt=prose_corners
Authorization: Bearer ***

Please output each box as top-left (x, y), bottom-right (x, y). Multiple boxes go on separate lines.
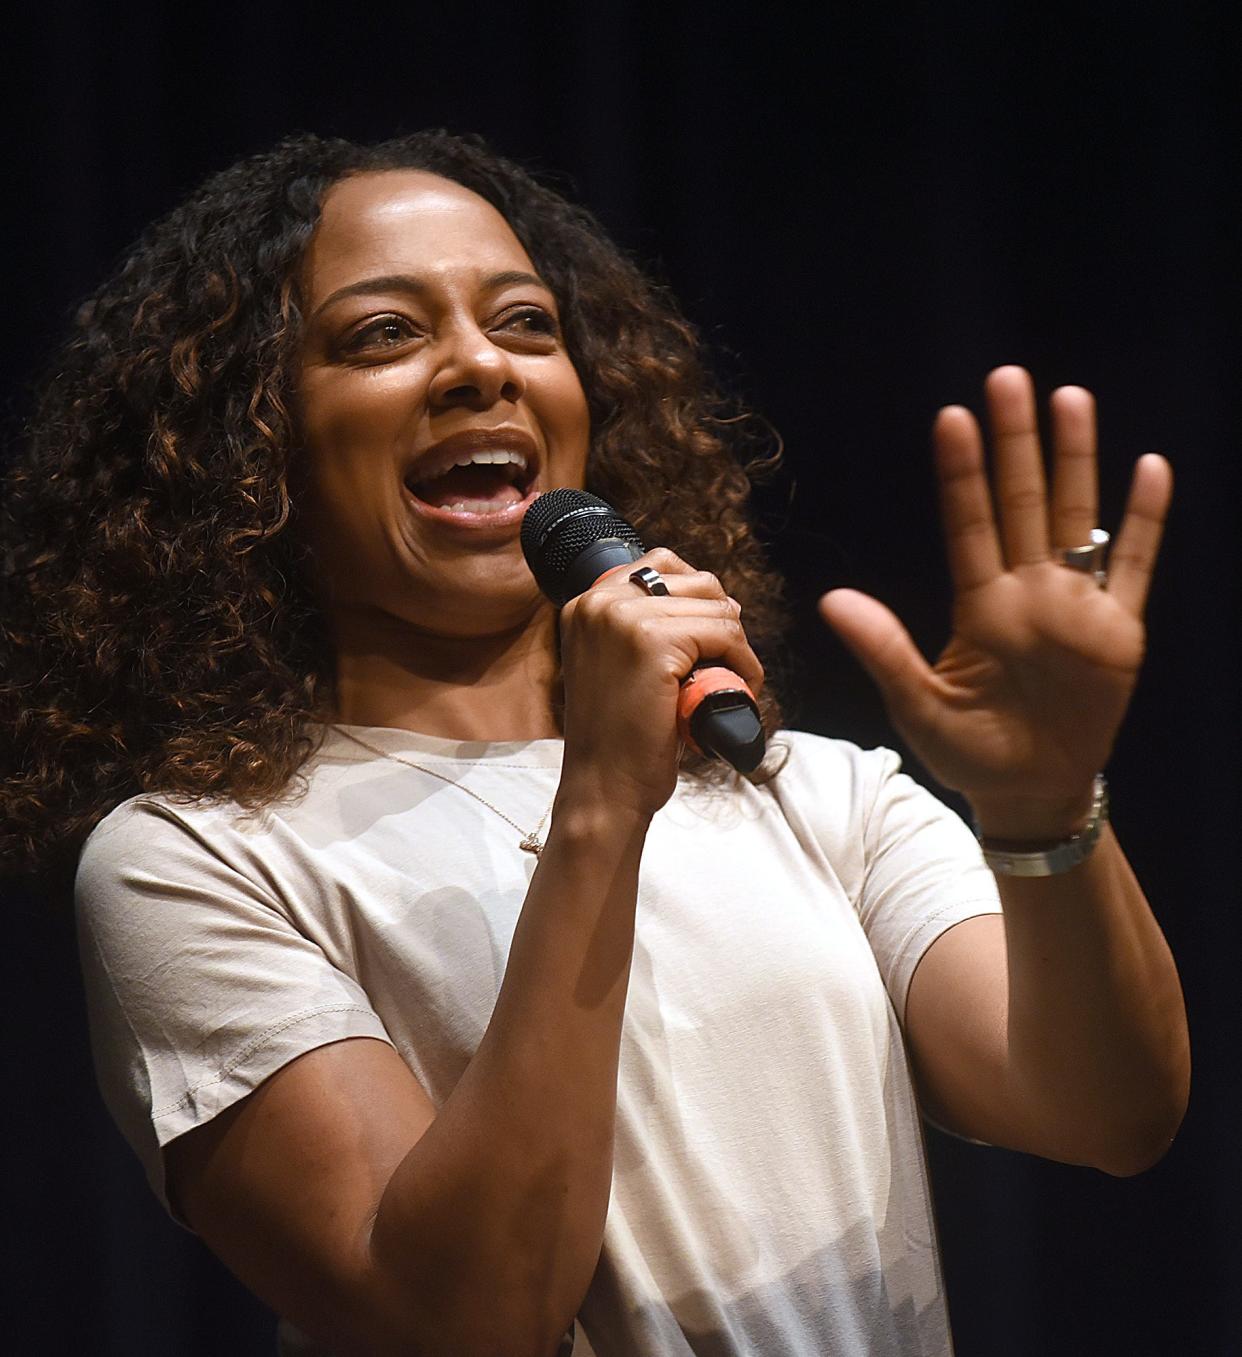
top-left (1, 132), bottom-right (1189, 1356)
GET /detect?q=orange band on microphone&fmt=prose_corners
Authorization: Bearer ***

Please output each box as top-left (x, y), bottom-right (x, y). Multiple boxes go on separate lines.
top-left (590, 562), bottom-right (636, 588)
top-left (676, 666), bottom-right (757, 754)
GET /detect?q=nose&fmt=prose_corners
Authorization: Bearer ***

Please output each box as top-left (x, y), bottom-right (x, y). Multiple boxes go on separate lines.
top-left (427, 320), bottom-right (525, 411)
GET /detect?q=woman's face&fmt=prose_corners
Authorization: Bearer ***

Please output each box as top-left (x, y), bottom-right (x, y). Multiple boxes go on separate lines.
top-left (297, 169), bottom-right (591, 639)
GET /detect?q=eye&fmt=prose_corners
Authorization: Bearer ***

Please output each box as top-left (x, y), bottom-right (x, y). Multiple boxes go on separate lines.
top-left (494, 306), bottom-right (561, 341)
top-left (343, 314), bottom-right (418, 353)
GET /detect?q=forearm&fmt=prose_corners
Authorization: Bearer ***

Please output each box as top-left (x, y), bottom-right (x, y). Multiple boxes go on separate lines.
top-left (995, 826), bottom-right (1190, 1175)
top-left (366, 784), bottom-right (649, 1355)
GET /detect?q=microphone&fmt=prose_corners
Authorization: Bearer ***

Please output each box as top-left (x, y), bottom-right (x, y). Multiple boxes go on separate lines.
top-left (521, 489), bottom-right (766, 774)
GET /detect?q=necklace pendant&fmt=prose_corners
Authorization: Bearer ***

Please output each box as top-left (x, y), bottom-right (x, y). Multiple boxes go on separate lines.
top-left (519, 832), bottom-right (544, 857)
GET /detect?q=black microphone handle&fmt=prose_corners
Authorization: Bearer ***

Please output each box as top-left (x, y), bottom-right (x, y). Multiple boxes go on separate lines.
top-left (562, 538), bottom-right (644, 598)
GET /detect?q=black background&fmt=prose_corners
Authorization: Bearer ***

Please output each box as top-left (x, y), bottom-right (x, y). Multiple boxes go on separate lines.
top-left (4, 3), bottom-right (1237, 1353)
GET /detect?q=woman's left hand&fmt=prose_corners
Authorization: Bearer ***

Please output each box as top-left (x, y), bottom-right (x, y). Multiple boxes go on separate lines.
top-left (819, 365), bottom-right (1173, 841)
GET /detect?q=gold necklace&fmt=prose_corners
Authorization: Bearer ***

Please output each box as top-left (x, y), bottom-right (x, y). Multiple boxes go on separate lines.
top-left (331, 725), bottom-right (555, 856)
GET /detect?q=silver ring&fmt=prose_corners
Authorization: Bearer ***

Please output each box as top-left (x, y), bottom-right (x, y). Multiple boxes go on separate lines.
top-left (629, 566), bottom-right (670, 596)
top-left (1059, 528), bottom-right (1109, 587)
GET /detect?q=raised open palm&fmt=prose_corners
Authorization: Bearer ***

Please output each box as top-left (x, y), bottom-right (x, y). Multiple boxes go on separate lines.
top-left (819, 366), bottom-right (1172, 838)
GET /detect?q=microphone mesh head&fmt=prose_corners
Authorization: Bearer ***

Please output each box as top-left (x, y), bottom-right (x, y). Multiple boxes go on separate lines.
top-left (521, 489), bottom-right (644, 605)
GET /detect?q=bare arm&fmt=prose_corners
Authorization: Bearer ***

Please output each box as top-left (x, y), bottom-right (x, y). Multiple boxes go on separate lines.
top-left (905, 829), bottom-right (1189, 1175)
top-left (171, 796), bottom-right (649, 1357)
top-left (168, 550), bottom-right (763, 1356)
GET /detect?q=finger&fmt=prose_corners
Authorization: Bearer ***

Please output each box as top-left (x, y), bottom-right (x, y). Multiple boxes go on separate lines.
top-left (567, 590), bottom-right (739, 629)
top-left (1049, 385), bottom-right (1099, 550)
top-left (643, 566), bottom-right (730, 601)
top-left (646, 614), bottom-right (765, 695)
top-left (642, 547), bottom-right (712, 584)
top-left (933, 405), bottom-right (1005, 591)
top-left (592, 550), bottom-right (727, 600)
top-left (565, 592), bottom-right (760, 691)
top-left (614, 595), bottom-right (744, 624)
top-left (1106, 453), bottom-right (1173, 616)
top-left (984, 365), bottom-right (1050, 566)
top-left (818, 588), bottom-right (939, 731)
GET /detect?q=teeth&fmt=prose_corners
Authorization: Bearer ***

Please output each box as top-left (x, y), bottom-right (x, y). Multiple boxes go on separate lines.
top-left (450, 450), bottom-right (529, 469)
top-left (444, 499), bottom-right (517, 515)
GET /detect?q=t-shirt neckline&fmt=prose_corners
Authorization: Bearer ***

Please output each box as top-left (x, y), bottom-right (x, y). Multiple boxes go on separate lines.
top-left (320, 722), bottom-right (566, 771)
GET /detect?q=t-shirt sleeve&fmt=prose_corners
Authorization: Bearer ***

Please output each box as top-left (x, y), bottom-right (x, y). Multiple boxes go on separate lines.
top-left (75, 797), bottom-right (394, 1215)
top-left (854, 745), bottom-right (1002, 1023)
top-left (773, 732), bottom-right (1002, 1027)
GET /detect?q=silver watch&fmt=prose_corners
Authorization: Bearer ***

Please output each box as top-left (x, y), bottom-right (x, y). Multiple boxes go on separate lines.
top-left (976, 775), bottom-right (1109, 877)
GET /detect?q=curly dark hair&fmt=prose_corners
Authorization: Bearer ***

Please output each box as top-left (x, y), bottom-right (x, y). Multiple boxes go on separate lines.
top-left (1, 130), bottom-right (786, 880)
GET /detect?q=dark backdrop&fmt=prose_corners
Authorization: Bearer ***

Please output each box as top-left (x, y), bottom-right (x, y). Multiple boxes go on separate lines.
top-left (4, 4), bottom-right (1236, 1354)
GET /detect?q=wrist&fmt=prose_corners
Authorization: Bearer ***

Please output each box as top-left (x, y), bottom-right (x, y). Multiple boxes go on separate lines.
top-left (973, 775), bottom-right (1109, 878)
top-left (968, 780), bottom-right (1100, 842)
top-left (550, 769), bottom-right (658, 843)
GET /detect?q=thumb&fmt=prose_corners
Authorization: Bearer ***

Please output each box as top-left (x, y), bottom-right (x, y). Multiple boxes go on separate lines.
top-left (818, 588), bottom-right (936, 720)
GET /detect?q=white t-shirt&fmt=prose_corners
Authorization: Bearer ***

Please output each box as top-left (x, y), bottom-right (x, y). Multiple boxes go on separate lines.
top-left (75, 726), bottom-right (1002, 1355)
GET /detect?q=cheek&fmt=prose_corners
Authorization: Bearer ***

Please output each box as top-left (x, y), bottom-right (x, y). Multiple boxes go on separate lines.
top-left (546, 365), bottom-right (592, 450)
top-left (299, 369), bottom-right (423, 491)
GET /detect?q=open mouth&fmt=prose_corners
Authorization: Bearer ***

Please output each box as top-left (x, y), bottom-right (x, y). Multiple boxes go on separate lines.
top-left (405, 449), bottom-right (535, 514)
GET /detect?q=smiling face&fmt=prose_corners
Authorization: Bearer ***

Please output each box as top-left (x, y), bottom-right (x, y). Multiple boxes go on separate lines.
top-left (296, 169), bottom-right (591, 640)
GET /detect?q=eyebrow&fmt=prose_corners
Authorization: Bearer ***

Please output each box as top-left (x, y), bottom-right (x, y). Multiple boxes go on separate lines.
top-left (310, 270), bottom-right (552, 320)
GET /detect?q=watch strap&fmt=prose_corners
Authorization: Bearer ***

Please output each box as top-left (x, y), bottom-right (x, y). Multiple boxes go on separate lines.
top-left (976, 775), bottom-right (1109, 878)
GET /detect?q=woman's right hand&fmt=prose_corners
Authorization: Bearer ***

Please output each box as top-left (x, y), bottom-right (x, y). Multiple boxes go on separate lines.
top-left (556, 547), bottom-right (765, 819)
